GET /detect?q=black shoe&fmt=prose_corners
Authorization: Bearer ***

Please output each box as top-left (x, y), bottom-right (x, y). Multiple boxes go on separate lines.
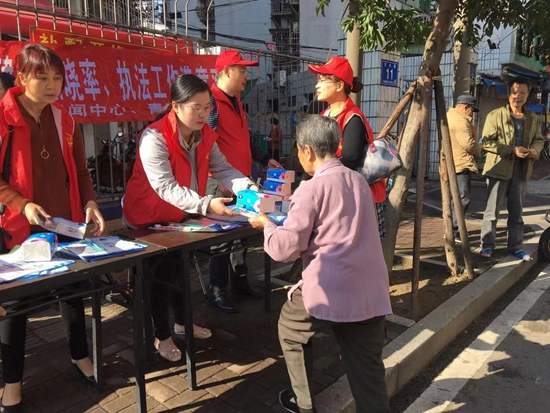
top-left (71, 360), bottom-right (97, 384)
top-left (231, 277), bottom-right (263, 299)
top-left (210, 291), bottom-right (238, 313)
top-left (279, 389), bottom-right (316, 413)
top-left (0, 399), bottom-right (22, 413)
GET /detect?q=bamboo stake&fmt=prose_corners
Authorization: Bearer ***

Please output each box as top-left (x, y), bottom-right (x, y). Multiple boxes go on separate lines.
top-left (376, 81), bottom-right (417, 139)
top-left (433, 79), bottom-right (475, 280)
top-left (435, 97), bottom-right (459, 276)
top-left (411, 78), bottom-right (433, 321)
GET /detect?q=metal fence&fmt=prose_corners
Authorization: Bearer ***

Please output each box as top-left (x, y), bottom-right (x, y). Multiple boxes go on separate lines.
top-left (0, 0), bottom-right (324, 199)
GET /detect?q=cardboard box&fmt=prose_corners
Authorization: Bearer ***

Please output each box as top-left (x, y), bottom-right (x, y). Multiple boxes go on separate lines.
top-left (236, 189), bottom-right (276, 213)
top-left (262, 180), bottom-right (292, 196)
top-left (266, 169), bottom-right (295, 183)
top-left (21, 233), bottom-right (58, 261)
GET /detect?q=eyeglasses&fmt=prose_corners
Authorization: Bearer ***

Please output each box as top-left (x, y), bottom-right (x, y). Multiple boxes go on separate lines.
top-left (317, 75), bottom-right (339, 85)
top-left (181, 104), bottom-right (214, 114)
top-left (230, 67), bottom-right (247, 74)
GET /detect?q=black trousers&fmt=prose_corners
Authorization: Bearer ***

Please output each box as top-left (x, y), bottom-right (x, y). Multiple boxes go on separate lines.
top-left (149, 252), bottom-right (186, 341)
top-left (0, 293), bottom-right (89, 383)
top-left (206, 177), bottom-right (248, 290)
top-left (278, 288), bottom-right (390, 413)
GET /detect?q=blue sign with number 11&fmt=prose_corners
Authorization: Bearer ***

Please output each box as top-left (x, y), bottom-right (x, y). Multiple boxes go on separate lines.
top-left (381, 59), bottom-right (399, 87)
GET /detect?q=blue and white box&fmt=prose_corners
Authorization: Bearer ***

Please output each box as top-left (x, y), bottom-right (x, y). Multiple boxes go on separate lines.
top-left (236, 189), bottom-right (276, 214)
top-left (263, 180), bottom-right (292, 196)
top-left (21, 232), bottom-right (58, 261)
top-left (266, 169), bottom-right (295, 183)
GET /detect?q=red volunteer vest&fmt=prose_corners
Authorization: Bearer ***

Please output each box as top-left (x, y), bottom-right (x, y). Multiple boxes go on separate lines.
top-left (321, 98), bottom-right (386, 203)
top-left (123, 110), bottom-right (217, 228)
top-left (210, 84), bottom-right (252, 176)
top-left (0, 87), bottom-right (85, 249)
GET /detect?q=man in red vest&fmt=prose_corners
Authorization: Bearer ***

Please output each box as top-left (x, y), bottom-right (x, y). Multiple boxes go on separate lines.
top-left (207, 50), bottom-right (282, 313)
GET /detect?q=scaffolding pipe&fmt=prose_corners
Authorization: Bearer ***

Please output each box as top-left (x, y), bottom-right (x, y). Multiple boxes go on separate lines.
top-left (206, 0), bottom-right (214, 41)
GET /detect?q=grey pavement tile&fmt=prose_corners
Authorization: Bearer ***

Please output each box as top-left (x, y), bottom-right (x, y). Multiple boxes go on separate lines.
top-left (224, 381), bottom-right (264, 409)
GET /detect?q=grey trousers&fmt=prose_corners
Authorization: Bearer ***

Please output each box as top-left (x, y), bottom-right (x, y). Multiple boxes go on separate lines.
top-left (480, 164), bottom-right (526, 252)
top-left (451, 170), bottom-right (471, 234)
top-left (278, 288), bottom-right (390, 413)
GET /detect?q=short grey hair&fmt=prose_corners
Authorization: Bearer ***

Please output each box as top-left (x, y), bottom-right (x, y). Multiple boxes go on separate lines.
top-left (296, 115), bottom-right (340, 158)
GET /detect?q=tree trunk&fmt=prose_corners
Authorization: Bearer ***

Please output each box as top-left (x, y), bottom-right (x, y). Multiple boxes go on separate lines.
top-left (453, 15), bottom-right (472, 103)
top-left (381, 0), bottom-right (459, 272)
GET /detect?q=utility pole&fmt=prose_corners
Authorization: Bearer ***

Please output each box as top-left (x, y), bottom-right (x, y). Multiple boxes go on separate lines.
top-left (345, 1), bottom-right (362, 105)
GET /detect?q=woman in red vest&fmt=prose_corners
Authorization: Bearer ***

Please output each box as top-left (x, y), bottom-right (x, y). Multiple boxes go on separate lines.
top-left (308, 57), bottom-right (387, 238)
top-left (0, 44), bottom-right (105, 412)
top-left (123, 74), bottom-right (255, 362)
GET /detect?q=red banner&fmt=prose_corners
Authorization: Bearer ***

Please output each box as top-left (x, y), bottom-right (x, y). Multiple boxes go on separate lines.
top-left (0, 41), bottom-right (217, 124)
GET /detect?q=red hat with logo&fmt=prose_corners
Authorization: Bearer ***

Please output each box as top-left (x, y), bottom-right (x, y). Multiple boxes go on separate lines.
top-left (308, 57), bottom-right (354, 87)
top-left (215, 50), bottom-right (259, 72)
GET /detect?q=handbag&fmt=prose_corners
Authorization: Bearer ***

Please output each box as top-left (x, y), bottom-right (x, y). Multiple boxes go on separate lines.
top-left (361, 136), bottom-right (403, 185)
top-left (0, 126), bottom-right (14, 254)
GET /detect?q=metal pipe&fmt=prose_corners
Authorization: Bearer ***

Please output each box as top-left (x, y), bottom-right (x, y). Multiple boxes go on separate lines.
top-left (184, 0), bottom-right (190, 37)
top-left (174, 0), bottom-right (181, 34)
top-left (15, 0), bottom-right (21, 40)
top-left (151, 0), bottom-right (156, 46)
top-left (206, 0), bottom-right (214, 41)
top-left (126, 0), bottom-right (130, 26)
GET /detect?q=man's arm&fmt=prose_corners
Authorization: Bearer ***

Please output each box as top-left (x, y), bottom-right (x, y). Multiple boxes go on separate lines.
top-left (529, 115), bottom-right (545, 157)
top-left (454, 117), bottom-right (481, 157)
top-left (482, 111), bottom-right (514, 158)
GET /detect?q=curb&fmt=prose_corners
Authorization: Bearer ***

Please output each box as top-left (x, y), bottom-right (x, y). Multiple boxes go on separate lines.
top-left (315, 235), bottom-right (541, 413)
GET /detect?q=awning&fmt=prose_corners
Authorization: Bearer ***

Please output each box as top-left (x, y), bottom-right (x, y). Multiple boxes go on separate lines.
top-left (481, 77), bottom-right (508, 95)
top-left (504, 67), bottom-right (543, 80)
top-left (525, 104), bottom-right (546, 114)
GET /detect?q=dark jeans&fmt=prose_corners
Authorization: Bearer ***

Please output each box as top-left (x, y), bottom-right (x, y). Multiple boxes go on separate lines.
top-left (268, 148), bottom-right (280, 162)
top-left (480, 162), bottom-right (526, 252)
top-left (451, 170), bottom-right (472, 235)
top-left (278, 288), bottom-right (390, 413)
top-left (0, 293), bottom-right (89, 383)
top-left (206, 178), bottom-right (248, 290)
top-left (150, 252), bottom-right (186, 340)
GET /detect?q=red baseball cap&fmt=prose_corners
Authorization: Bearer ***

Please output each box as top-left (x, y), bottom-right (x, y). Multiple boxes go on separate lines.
top-left (215, 50), bottom-right (259, 72)
top-left (308, 57), bottom-right (354, 87)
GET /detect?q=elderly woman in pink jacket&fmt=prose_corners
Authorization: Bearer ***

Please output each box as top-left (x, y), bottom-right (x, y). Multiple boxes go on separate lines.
top-left (250, 115), bottom-right (392, 413)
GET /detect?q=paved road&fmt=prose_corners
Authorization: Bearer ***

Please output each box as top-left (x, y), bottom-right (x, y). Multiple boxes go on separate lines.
top-left (394, 262), bottom-right (550, 413)
top-left (413, 180), bottom-right (550, 237)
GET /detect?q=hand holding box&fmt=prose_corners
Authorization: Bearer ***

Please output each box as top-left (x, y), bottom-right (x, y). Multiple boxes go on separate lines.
top-left (236, 189), bottom-right (276, 213)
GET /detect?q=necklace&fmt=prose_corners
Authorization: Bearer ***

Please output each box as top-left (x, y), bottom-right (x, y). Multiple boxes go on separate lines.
top-left (36, 118), bottom-right (50, 160)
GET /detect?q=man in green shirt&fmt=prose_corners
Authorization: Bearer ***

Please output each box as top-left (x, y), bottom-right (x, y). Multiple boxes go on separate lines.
top-left (479, 77), bottom-right (544, 261)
